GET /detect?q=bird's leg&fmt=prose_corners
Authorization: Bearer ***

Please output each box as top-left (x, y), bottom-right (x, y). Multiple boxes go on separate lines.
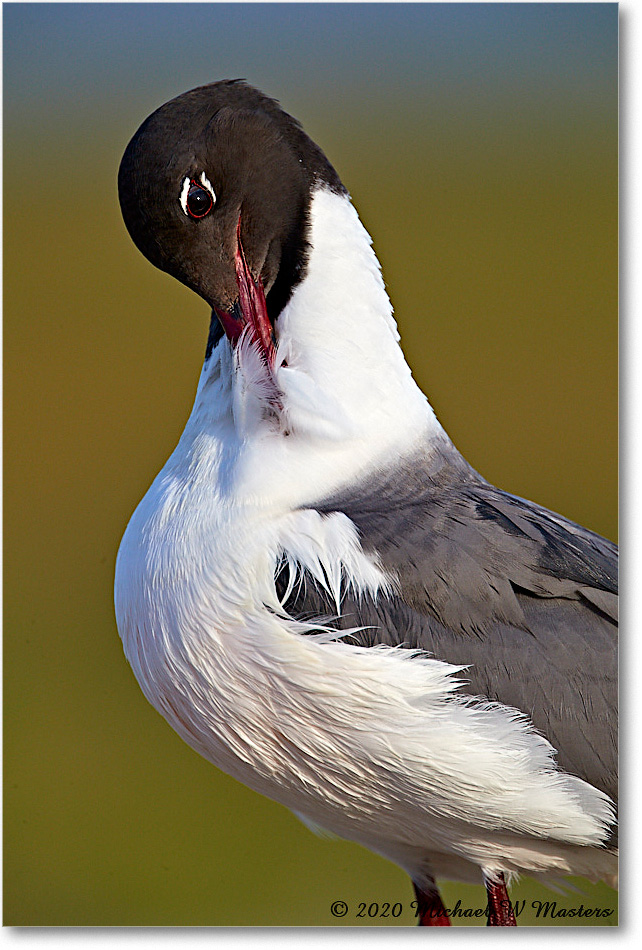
top-left (485, 872), bottom-right (517, 926)
top-left (413, 878), bottom-right (451, 926)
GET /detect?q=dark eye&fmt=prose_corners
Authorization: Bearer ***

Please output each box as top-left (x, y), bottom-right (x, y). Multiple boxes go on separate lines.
top-left (186, 181), bottom-right (213, 219)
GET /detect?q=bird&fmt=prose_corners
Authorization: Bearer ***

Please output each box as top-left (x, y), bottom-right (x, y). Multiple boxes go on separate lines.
top-left (115, 80), bottom-right (617, 927)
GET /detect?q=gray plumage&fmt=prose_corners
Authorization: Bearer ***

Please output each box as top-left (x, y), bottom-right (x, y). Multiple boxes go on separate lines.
top-left (276, 435), bottom-right (618, 817)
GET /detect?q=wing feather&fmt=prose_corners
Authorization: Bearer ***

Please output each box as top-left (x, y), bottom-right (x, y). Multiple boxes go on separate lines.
top-left (278, 439), bottom-right (618, 807)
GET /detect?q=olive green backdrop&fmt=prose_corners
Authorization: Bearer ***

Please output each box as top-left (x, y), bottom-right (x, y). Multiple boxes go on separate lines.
top-left (4, 2), bottom-right (617, 927)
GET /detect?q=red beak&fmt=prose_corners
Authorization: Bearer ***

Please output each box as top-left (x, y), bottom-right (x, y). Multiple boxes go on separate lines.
top-left (214, 217), bottom-right (276, 368)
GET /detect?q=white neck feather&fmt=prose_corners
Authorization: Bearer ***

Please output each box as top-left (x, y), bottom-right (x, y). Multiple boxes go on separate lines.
top-left (275, 188), bottom-right (435, 442)
top-left (185, 186), bottom-right (442, 509)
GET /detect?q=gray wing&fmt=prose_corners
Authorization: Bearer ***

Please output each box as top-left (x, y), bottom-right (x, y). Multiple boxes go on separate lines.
top-left (277, 437), bottom-right (618, 806)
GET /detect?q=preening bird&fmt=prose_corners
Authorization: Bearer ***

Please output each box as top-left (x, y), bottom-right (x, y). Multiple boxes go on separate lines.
top-left (115, 80), bottom-right (617, 926)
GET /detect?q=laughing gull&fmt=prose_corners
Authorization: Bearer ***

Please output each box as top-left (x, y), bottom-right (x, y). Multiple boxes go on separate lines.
top-left (115, 80), bottom-right (617, 927)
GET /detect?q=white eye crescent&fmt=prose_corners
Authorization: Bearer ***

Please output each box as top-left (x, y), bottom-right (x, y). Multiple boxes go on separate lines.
top-left (199, 172), bottom-right (215, 197)
top-left (179, 176), bottom-right (191, 214)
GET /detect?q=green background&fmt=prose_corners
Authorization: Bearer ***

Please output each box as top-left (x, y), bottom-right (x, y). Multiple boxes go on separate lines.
top-left (4, 2), bottom-right (617, 927)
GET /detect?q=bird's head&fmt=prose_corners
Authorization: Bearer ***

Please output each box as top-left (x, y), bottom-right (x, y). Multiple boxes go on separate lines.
top-left (118, 80), bottom-right (345, 374)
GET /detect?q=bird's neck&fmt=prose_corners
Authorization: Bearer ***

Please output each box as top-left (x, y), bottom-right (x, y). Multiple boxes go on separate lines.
top-left (275, 187), bottom-right (437, 445)
top-left (189, 187), bottom-right (443, 508)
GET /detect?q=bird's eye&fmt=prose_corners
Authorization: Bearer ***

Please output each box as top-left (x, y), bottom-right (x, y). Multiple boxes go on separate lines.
top-left (186, 183), bottom-right (212, 218)
top-left (180, 174), bottom-right (215, 219)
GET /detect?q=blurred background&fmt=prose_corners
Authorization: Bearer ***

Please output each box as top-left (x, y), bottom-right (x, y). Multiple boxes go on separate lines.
top-left (4, 2), bottom-right (617, 927)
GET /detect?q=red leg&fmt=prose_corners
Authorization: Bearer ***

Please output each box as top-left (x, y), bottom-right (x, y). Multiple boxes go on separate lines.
top-left (413, 879), bottom-right (451, 926)
top-left (485, 872), bottom-right (516, 926)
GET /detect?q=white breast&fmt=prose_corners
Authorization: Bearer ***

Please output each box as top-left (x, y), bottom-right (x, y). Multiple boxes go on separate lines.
top-left (115, 426), bottom-right (614, 886)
